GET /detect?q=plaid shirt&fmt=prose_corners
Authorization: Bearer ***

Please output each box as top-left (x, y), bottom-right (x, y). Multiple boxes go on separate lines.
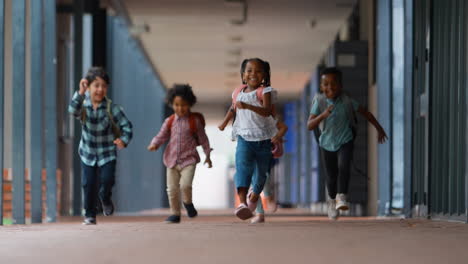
top-left (68, 92), bottom-right (133, 167)
top-left (150, 114), bottom-right (212, 169)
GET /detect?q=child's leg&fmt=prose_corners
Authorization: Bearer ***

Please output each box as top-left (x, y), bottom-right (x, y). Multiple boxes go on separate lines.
top-left (81, 162), bottom-right (99, 218)
top-left (250, 140), bottom-right (273, 202)
top-left (337, 141), bottom-right (354, 195)
top-left (262, 159), bottom-right (275, 197)
top-left (166, 166), bottom-right (183, 216)
top-left (98, 160), bottom-right (116, 204)
top-left (320, 148), bottom-right (339, 199)
top-left (256, 198), bottom-right (265, 214)
top-left (180, 165), bottom-right (196, 204)
top-left (235, 137), bottom-right (256, 205)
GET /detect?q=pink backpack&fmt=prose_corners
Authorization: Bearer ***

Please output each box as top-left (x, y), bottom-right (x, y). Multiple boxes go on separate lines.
top-left (231, 85), bottom-right (283, 158)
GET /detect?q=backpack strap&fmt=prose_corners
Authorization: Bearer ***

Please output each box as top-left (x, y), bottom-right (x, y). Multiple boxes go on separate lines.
top-left (341, 94), bottom-right (357, 127)
top-left (167, 114), bottom-right (176, 130)
top-left (105, 98), bottom-right (122, 139)
top-left (80, 108), bottom-right (87, 123)
top-left (313, 93), bottom-right (327, 132)
top-left (341, 94), bottom-right (358, 139)
top-left (188, 113), bottom-right (203, 136)
top-left (232, 85), bottom-right (247, 110)
top-left (189, 112), bottom-right (206, 145)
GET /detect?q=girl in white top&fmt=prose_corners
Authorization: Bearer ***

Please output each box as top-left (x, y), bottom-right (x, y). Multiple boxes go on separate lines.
top-left (219, 58), bottom-right (278, 221)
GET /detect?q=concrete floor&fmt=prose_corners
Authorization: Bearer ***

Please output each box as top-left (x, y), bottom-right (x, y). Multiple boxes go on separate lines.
top-left (0, 211), bottom-right (467, 264)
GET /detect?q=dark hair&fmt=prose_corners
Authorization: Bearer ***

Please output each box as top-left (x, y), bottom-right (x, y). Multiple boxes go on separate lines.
top-left (85, 67), bottom-right (110, 85)
top-left (166, 84), bottom-right (197, 106)
top-left (240, 58), bottom-right (271, 86)
top-left (321, 67), bottom-right (342, 85)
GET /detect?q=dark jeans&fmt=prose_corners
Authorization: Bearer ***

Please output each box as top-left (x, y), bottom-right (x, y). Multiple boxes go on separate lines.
top-left (320, 141), bottom-right (354, 199)
top-left (82, 160), bottom-right (116, 217)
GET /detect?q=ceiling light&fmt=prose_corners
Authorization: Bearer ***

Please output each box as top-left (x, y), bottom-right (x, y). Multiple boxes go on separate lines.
top-left (228, 35), bottom-right (243, 43)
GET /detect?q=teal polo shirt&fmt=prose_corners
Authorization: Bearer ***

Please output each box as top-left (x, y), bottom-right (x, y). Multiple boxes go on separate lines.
top-left (310, 94), bottom-right (359, 152)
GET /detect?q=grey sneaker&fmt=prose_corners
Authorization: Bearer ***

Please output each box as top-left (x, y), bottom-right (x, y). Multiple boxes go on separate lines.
top-left (250, 214), bottom-right (265, 224)
top-left (82, 217), bottom-right (96, 225)
top-left (336, 193), bottom-right (349, 211)
top-left (328, 200), bottom-right (339, 220)
top-left (101, 199), bottom-right (114, 216)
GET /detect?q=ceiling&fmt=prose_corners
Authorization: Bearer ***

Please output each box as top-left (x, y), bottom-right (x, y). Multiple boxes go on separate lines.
top-left (123, 0), bottom-right (356, 104)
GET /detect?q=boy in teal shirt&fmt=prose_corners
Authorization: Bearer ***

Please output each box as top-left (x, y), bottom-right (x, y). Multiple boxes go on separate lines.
top-left (307, 67), bottom-right (387, 220)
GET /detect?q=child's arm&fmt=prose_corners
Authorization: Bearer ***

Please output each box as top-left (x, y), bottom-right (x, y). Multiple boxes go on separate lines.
top-left (307, 105), bottom-right (334, 130)
top-left (236, 91), bottom-right (273, 117)
top-left (196, 117), bottom-right (213, 168)
top-left (147, 118), bottom-right (171, 151)
top-left (67, 79), bottom-right (88, 118)
top-left (271, 120), bottom-right (288, 144)
top-left (218, 106), bottom-right (235, 131)
top-left (357, 106), bottom-right (388, 143)
top-left (112, 105), bottom-right (133, 149)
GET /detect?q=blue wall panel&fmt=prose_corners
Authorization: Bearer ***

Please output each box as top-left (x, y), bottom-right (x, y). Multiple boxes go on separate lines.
top-left (107, 16), bottom-right (166, 213)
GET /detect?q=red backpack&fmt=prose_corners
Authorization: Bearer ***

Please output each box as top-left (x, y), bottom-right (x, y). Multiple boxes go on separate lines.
top-left (167, 112), bottom-right (206, 146)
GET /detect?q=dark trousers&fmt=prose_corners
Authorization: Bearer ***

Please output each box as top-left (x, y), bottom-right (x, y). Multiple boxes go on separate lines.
top-left (82, 160), bottom-right (116, 217)
top-left (320, 141), bottom-right (354, 199)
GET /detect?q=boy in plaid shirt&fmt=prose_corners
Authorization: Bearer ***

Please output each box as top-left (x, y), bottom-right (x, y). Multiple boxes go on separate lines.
top-left (68, 67), bottom-right (133, 225)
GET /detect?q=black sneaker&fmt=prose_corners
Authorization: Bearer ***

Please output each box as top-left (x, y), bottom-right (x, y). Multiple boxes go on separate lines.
top-left (165, 215), bottom-right (181, 224)
top-left (101, 199), bottom-right (114, 216)
top-left (183, 203), bottom-right (198, 218)
top-left (82, 217), bottom-right (96, 225)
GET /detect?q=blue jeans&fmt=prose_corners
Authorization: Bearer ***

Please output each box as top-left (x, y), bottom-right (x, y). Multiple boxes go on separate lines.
top-left (82, 160), bottom-right (116, 218)
top-left (253, 158), bottom-right (277, 214)
top-left (235, 136), bottom-right (272, 195)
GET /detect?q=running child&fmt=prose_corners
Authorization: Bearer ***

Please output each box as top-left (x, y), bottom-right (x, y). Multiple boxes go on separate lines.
top-left (68, 67), bottom-right (133, 225)
top-left (307, 67), bottom-right (387, 220)
top-left (147, 84), bottom-right (212, 224)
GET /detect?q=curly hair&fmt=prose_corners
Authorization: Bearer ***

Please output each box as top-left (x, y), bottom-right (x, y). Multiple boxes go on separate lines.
top-left (166, 84), bottom-right (197, 106)
top-left (85, 66), bottom-right (110, 85)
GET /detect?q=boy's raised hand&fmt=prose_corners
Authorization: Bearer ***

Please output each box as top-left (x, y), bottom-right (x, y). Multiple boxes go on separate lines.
top-left (147, 143), bottom-right (158, 151)
top-left (113, 138), bottom-right (126, 149)
top-left (79, 79), bottom-right (88, 96)
top-left (377, 129), bottom-right (388, 144)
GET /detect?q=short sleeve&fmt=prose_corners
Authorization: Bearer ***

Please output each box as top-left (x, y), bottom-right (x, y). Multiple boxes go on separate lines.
top-left (263, 86), bottom-right (278, 103)
top-left (310, 96), bottom-right (320, 115)
top-left (263, 86), bottom-right (273, 94)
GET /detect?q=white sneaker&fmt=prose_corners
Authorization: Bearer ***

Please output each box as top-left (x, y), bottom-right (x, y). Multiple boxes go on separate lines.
top-left (336, 193), bottom-right (349, 211)
top-left (327, 199), bottom-right (339, 220)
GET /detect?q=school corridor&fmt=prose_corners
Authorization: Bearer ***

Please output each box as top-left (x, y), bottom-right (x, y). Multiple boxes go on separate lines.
top-left (0, 0), bottom-right (468, 262)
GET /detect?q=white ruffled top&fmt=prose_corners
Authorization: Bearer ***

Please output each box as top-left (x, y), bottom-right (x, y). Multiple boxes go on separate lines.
top-left (231, 86), bottom-right (278, 141)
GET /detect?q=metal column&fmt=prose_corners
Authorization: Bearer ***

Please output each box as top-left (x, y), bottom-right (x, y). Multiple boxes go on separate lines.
top-left (403, 0), bottom-right (414, 219)
top-left (72, 0), bottom-right (84, 216)
top-left (376, 0), bottom-right (393, 216)
top-left (30, 0), bottom-right (44, 224)
top-left (0, 0), bottom-right (4, 226)
top-left (44, 0), bottom-right (57, 222)
top-left (12, 0), bottom-right (26, 225)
